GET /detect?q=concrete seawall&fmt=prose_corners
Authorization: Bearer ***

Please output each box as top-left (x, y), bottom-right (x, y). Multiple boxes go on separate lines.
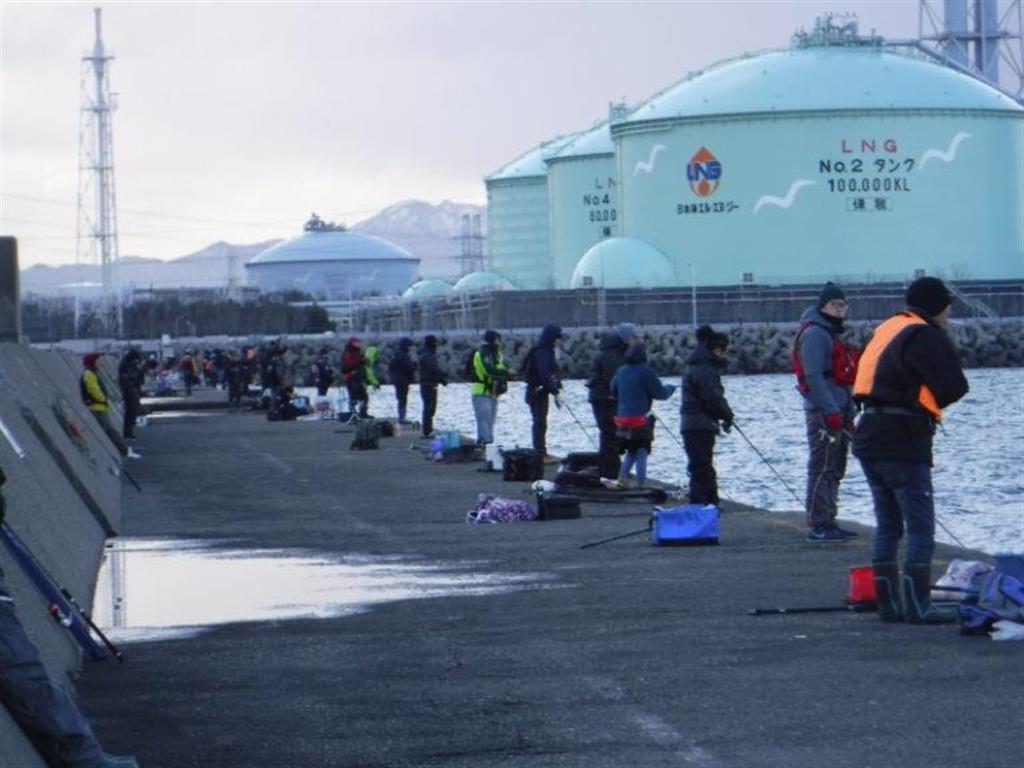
top-left (245, 317), bottom-right (1021, 386)
top-left (0, 344), bottom-right (124, 766)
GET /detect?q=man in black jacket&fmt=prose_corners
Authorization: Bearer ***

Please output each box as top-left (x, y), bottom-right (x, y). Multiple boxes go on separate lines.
top-left (388, 338), bottom-right (417, 424)
top-left (853, 277), bottom-right (969, 624)
top-left (587, 323), bottom-right (636, 478)
top-left (417, 335), bottom-right (447, 438)
top-left (523, 324), bottom-right (563, 463)
top-left (117, 348), bottom-right (144, 439)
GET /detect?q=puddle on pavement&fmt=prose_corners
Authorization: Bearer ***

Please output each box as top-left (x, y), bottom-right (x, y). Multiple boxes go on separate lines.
top-left (94, 539), bottom-right (553, 643)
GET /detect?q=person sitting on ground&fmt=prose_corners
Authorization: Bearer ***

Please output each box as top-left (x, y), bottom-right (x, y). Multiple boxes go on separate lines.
top-left (469, 330), bottom-right (510, 447)
top-left (609, 343), bottom-right (676, 489)
top-left (80, 354), bottom-right (139, 460)
top-left (0, 465), bottom-right (139, 768)
top-left (417, 335), bottom-right (448, 438)
top-left (340, 337), bottom-right (369, 419)
top-left (681, 326), bottom-right (734, 505)
top-left (388, 338), bottom-right (417, 424)
top-left (523, 324), bottom-right (563, 464)
top-left (587, 322), bottom-right (637, 480)
top-left (269, 385), bottom-right (304, 422)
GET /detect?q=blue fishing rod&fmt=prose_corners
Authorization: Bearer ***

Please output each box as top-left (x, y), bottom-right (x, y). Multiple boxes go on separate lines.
top-left (1, 523), bottom-right (122, 661)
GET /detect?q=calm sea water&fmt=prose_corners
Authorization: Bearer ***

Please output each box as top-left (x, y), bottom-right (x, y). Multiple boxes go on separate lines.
top-left (305, 367), bottom-right (1024, 555)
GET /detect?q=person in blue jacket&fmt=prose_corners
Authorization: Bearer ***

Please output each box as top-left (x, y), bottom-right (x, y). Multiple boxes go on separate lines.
top-left (681, 326), bottom-right (734, 505)
top-left (522, 324), bottom-right (563, 463)
top-left (609, 344), bottom-right (676, 489)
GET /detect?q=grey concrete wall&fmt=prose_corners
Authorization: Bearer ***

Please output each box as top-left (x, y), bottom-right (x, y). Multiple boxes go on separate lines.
top-left (0, 343), bottom-right (124, 766)
top-left (264, 317), bottom-right (1023, 384)
top-left (0, 237), bottom-right (21, 343)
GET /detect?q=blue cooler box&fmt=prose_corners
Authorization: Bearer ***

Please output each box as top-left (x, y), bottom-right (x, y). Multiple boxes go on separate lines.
top-left (651, 505), bottom-right (720, 546)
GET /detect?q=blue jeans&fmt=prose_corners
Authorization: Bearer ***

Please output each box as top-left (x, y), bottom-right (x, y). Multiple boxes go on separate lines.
top-left (621, 449), bottom-right (648, 485)
top-left (472, 394), bottom-right (498, 444)
top-left (859, 458), bottom-right (936, 564)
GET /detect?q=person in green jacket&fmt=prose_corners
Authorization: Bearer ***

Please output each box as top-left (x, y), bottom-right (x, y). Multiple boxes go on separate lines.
top-left (470, 330), bottom-right (510, 446)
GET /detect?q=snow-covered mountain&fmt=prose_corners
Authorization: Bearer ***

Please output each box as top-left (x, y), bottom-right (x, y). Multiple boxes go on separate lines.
top-left (351, 199), bottom-right (486, 280)
top-left (19, 199), bottom-right (486, 296)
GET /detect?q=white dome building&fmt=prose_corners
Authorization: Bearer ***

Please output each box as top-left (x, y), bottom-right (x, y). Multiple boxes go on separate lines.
top-left (245, 214), bottom-right (419, 299)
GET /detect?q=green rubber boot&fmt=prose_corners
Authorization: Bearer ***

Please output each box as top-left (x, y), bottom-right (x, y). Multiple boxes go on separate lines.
top-left (903, 562), bottom-right (956, 624)
top-left (872, 560), bottom-right (903, 622)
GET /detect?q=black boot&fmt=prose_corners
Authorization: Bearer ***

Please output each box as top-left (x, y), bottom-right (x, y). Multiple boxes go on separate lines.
top-left (902, 562), bottom-right (956, 624)
top-left (872, 560), bottom-right (903, 622)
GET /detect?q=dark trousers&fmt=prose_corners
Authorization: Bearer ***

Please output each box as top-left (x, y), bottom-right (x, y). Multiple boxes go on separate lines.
top-left (228, 382), bottom-right (243, 409)
top-left (860, 458), bottom-right (936, 564)
top-left (420, 384), bottom-right (438, 436)
top-left (804, 410), bottom-right (850, 529)
top-left (122, 389), bottom-right (140, 438)
top-left (346, 382), bottom-right (368, 417)
top-left (529, 392), bottom-right (549, 456)
top-left (683, 430), bottom-right (718, 504)
top-left (591, 400), bottom-right (620, 479)
top-left (394, 383), bottom-right (410, 422)
top-left (0, 569), bottom-right (106, 766)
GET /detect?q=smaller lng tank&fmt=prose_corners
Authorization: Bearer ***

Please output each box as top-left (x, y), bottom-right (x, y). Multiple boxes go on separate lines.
top-left (613, 17), bottom-right (1023, 287)
top-left (546, 107), bottom-right (627, 288)
top-left (245, 214), bottom-right (419, 299)
top-left (484, 132), bottom-right (580, 290)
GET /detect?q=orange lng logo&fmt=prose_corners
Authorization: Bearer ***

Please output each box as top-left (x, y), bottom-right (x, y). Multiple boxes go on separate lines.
top-left (687, 147), bottom-right (722, 198)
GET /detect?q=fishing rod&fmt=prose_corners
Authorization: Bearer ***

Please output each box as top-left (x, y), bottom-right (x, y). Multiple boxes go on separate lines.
top-left (580, 523), bottom-right (651, 550)
top-left (59, 586), bottom-right (125, 662)
top-left (732, 422), bottom-right (805, 508)
top-left (559, 399), bottom-right (599, 450)
top-left (748, 604), bottom-right (874, 616)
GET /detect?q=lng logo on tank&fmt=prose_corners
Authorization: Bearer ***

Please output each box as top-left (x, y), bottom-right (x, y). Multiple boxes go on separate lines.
top-left (686, 147), bottom-right (721, 198)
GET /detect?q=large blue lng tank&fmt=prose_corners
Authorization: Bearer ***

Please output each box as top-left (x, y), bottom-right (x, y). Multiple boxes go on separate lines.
top-left (612, 20), bottom-right (1023, 287)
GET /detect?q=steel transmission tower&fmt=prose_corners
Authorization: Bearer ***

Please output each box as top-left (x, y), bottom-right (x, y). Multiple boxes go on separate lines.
top-left (918, 0), bottom-right (1023, 102)
top-left (76, 7), bottom-right (122, 336)
top-left (454, 214), bottom-right (484, 277)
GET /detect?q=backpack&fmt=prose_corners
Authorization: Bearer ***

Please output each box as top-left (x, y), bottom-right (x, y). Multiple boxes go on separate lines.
top-left (958, 572), bottom-right (1024, 635)
top-left (462, 349), bottom-right (478, 382)
top-left (350, 421), bottom-right (380, 450)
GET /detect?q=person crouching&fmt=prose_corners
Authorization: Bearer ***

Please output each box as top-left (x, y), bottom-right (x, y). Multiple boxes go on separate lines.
top-left (609, 344), bottom-right (676, 489)
top-left (680, 326), bottom-right (734, 505)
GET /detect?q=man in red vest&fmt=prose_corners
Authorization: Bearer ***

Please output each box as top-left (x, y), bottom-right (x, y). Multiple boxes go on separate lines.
top-left (853, 277), bottom-right (969, 624)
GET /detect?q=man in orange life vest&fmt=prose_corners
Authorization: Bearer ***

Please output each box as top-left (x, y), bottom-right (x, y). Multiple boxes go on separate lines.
top-left (794, 282), bottom-right (860, 541)
top-left (852, 276), bottom-right (968, 624)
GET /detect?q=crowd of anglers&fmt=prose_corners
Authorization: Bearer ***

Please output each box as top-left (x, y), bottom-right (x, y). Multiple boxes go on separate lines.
top-left (95, 276), bottom-right (967, 628)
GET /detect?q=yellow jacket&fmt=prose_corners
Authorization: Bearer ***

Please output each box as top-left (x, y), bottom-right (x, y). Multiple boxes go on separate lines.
top-left (81, 369), bottom-right (110, 413)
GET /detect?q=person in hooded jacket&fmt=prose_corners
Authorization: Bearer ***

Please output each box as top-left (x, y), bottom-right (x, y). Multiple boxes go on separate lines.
top-left (313, 348), bottom-right (335, 397)
top-left (681, 326), bottom-right (734, 505)
top-left (417, 335), bottom-right (448, 437)
top-left (587, 323), bottom-right (638, 479)
top-left (794, 282), bottom-right (860, 542)
top-left (609, 344), bottom-right (676, 489)
top-left (340, 337), bottom-right (368, 418)
top-left (388, 338), bottom-right (417, 423)
top-left (853, 276), bottom-right (969, 624)
top-left (523, 324), bottom-right (563, 463)
top-left (117, 348), bottom-right (145, 440)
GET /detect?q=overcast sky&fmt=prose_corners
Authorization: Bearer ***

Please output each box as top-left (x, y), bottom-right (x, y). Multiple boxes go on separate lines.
top-left (1, 1), bottom-right (920, 268)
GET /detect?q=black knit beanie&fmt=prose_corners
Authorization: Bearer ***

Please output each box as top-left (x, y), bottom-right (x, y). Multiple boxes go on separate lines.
top-left (483, 329), bottom-right (501, 345)
top-left (906, 277), bottom-right (952, 317)
top-left (817, 282), bottom-right (846, 309)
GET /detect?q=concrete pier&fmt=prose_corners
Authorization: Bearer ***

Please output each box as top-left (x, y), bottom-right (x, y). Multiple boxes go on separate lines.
top-left (73, 400), bottom-right (1022, 768)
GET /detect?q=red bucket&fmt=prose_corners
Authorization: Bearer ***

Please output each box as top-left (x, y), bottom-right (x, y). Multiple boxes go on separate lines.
top-left (847, 565), bottom-right (878, 606)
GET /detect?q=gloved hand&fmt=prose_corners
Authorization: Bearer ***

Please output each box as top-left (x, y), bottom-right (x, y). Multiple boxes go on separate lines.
top-left (721, 420), bottom-right (733, 434)
top-left (824, 412), bottom-right (844, 432)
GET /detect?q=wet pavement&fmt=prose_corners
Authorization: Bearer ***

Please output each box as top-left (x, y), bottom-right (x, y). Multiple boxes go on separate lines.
top-left (80, 395), bottom-right (1024, 768)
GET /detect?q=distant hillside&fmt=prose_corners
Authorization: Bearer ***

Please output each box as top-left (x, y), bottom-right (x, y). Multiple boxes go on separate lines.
top-left (351, 199), bottom-right (486, 280)
top-left (20, 199), bottom-right (487, 296)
